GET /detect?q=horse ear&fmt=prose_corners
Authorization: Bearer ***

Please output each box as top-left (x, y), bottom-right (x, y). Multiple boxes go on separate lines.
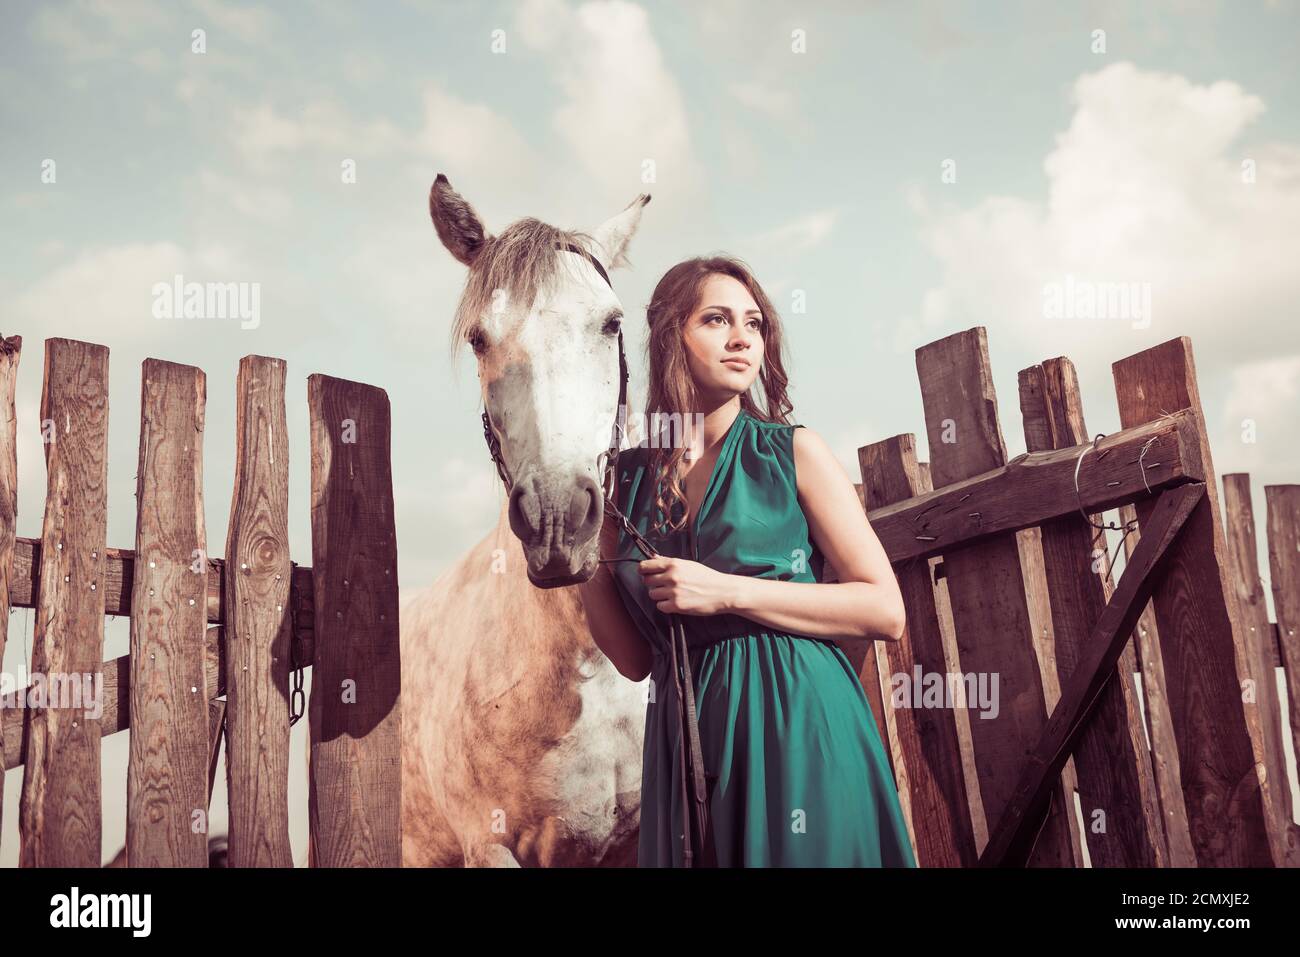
top-left (590, 192), bottom-right (651, 271)
top-left (429, 173), bottom-right (490, 267)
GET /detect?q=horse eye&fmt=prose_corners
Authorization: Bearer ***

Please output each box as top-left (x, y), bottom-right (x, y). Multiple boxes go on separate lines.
top-left (468, 328), bottom-right (487, 355)
top-left (602, 314), bottom-right (623, 335)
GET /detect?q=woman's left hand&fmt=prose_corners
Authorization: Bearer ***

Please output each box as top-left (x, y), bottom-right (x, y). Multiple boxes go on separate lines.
top-left (637, 557), bottom-right (737, 616)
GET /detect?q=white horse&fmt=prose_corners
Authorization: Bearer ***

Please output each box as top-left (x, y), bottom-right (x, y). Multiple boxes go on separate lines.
top-left (400, 175), bottom-right (652, 866)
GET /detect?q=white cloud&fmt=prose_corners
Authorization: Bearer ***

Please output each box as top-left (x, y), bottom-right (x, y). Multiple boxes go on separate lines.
top-left (1219, 353), bottom-right (1300, 482)
top-left (721, 120), bottom-right (764, 180)
top-left (753, 208), bottom-right (840, 251)
top-left (130, 48), bottom-right (167, 72)
top-left (342, 51), bottom-right (384, 86)
top-left (194, 167), bottom-right (293, 223)
top-left (31, 0), bottom-right (174, 62)
top-left (896, 62), bottom-right (1300, 375)
top-left (229, 101), bottom-right (408, 172)
top-left (411, 85), bottom-right (541, 186)
top-left (514, 0), bottom-right (702, 203)
top-left (10, 241), bottom-right (255, 344)
top-left (728, 80), bottom-right (796, 120)
top-left (191, 0), bottom-right (278, 47)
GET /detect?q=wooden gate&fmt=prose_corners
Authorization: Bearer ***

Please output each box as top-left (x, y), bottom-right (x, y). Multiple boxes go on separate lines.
top-left (0, 335), bottom-right (402, 867)
top-left (850, 330), bottom-right (1298, 868)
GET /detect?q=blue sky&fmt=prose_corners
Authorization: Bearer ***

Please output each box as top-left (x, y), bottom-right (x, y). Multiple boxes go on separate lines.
top-left (2, 0), bottom-right (1298, 862)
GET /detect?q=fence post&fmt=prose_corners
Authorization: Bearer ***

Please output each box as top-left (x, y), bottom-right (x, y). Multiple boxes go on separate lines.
top-left (224, 355), bottom-right (294, 867)
top-left (1116, 501), bottom-right (1196, 865)
top-left (127, 359), bottom-right (211, 867)
top-left (1264, 485), bottom-right (1300, 808)
top-left (306, 374), bottom-right (402, 867)
top-left (1113, 336), bottom-right (1283, 866)
top-left (0, 335), bottom-right (19, 854)
top-left (21, 338), bottom-right (109, 867)
top-left (1222, 475), bottom-right (1296, 841)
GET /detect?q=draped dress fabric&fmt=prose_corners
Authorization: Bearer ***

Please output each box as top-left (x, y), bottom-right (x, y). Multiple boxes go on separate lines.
top-left (610, 408), bottom-right (918, 867)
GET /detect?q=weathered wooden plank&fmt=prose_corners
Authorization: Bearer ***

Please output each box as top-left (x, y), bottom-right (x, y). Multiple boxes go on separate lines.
top-left (920, 461), bottom-right (984, 850)
top-left (307, 374), bottom-right (402, 867)
top-left (870, 410), bottom-right (1204, 564)
top-left (1264, 485), bottom-right (1300, 832)
top-left (127, 359), bottom-right (210, 867)
top-left (0, 601), bottom-right (309, 771)
top-left (980, 483), bottom-right (1205, 866)
top-left (0, 334), bottom-right (20, 851)
top-left (1113, 336), bottom-right (1279, 866)
top-left (1120, 501), bottom-right (1195, 866)
top-left (861, 434), bottom-right (976, 866)
top-left (916, 327), bottom-right (1081, 866)
top-left (224, 355), bottom-right (293, 868)
top-left (1019, 358), bottom-right (1163, 867)
top-left (20, 338), bottom-right (109, 867)
top-left (10, 539), bottom-right (316, 645)
top-left (1223, 475), bottom-right (1297, 844)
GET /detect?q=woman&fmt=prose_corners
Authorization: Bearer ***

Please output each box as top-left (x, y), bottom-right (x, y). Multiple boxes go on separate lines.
top-left (579, 255), bottom-right (917, 867)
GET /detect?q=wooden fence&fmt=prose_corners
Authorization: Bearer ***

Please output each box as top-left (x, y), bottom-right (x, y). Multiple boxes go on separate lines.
top-left (4, 329), bottom-right (1295, 869)
top-left (0, 335), bottom-right (402, 867)
top-left (845, 328), bottom-right (1299, 867)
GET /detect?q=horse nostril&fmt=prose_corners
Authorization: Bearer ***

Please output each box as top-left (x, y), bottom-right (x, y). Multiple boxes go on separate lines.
top-left (571, 475), bottom-right (601, 538)
top-left (507, 480), bottom-right (540, 540)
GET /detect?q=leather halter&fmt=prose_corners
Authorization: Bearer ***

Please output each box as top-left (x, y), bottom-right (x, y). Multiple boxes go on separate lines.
top-left (477, 241), bottom-right (717, 868)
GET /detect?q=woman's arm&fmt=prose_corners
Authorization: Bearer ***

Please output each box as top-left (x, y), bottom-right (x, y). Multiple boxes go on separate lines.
top-left (578, 511), bottom-right (655, 682)
top-left (726, 426), bottom-right (906, 642)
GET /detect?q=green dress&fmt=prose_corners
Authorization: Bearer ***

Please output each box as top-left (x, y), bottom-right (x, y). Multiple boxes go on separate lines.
top-left (611, 408), bottom-right (918, 867)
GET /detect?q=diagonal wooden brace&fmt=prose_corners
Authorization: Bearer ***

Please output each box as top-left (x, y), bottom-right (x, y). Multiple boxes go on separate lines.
top-left (978, 482), bottom-right (1206, 867)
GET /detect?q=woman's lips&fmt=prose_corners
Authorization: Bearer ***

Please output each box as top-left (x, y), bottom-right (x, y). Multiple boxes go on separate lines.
top-left (721, 357), bottom-right (751, 369)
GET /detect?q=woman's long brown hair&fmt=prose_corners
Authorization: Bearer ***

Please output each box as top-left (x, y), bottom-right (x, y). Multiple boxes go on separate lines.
top-left (641, 255), bottom-right (794, 538)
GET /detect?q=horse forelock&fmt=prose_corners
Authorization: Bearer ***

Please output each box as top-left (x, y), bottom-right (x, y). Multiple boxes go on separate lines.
top-left (449, 218), bottom-right (603, 365)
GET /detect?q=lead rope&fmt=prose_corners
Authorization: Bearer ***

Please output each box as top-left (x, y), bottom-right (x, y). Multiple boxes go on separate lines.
top-left (600, 502), bottom-right (713, 867)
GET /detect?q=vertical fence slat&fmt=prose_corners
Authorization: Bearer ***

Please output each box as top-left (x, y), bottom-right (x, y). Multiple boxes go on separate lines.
top-left (861, 434), bottom-right (977, 866)
top-left (1113, 336), bottom-right (1278, 866)
top-left (1223, 475), bottom-right (1298, 853)
top-left (1019, 358), bottom-right (1163, 866)
top-left (306, 374), bottom-right (402, 867)
top-left (920, 461), bottom-right (984, 850)
top-left (20, 338), bottom-right (108, 867)
top-left (1264, 485), bottom-right (1300, 816)
top-left (1119, 501), bottom-right (1195, 865)
top-left (915, 327), bottom-right (1082, 866)
top-left (127, 359), bottom-right (210, 866)
top-left (0, 336), bottom-right (19, 851)
top-left (224, 355), bottom-right (293, 867)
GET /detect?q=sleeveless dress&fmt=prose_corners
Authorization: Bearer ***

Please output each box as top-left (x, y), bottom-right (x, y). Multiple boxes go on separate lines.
top-left (610, 408), bottom-right (918, 867)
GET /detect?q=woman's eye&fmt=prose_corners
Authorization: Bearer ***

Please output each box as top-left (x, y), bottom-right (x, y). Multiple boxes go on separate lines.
top-left (709, 313), bottom-right (726, 324)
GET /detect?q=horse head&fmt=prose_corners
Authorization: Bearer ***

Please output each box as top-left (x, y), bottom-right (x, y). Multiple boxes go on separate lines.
top-left (430, 173), bottom-right (650, 587)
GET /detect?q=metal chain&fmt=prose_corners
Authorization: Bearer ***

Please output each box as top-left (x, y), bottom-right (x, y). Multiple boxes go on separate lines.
top-left (287, 560), bottom-right (305, 726)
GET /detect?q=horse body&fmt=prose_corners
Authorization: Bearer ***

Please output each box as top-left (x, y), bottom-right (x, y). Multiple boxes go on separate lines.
top-left (400, 497), bottom-right (647, 867)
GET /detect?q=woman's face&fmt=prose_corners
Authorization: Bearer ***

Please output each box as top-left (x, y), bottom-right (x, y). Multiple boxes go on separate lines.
top-left (681, 273), bottom-right (765, 403)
